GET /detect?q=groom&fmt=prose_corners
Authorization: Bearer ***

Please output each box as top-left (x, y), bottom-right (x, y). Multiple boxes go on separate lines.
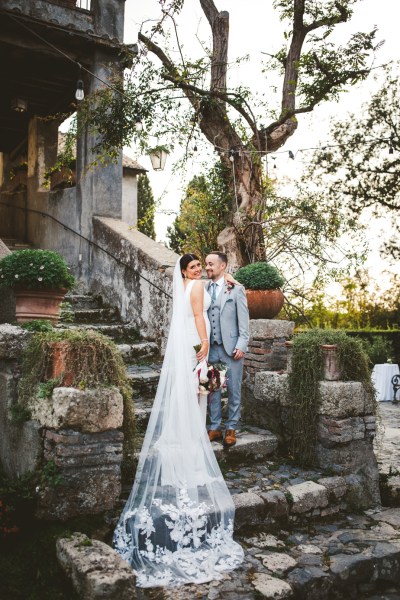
top-left (205, 252), bottom-right (249, 447)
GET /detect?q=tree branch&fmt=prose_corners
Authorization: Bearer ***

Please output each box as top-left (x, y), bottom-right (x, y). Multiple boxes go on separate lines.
top-left (200, 0), bottom-right (229, 96)
top-left (305, 2), bottom-right (349, 33)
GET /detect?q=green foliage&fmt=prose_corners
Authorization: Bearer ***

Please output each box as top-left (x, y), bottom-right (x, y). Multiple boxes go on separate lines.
top-left (40, 461), bottom-right (63, 488)
top-left (0, 249), bottom-right (75, 291)
top-left (37, 378), bottom-right (62, 400)
top-left (288, 329), bottom-right (374, 466)
top-left (304, 62), bottom-right (400, 260)
top-left (20, 320), bottom-right (54, 333)
top-left (358, 335), bottom-right (395, 365)
top-left (9, 161), bottom-right (28, 180)
top-left (9, 403), bottom-right (31, 424)
top-left (137, 173), bottom-right (156, 240)
top-left (43, 120), bottom-right (77, 188)
top-left (282, 269), bottom-right (400, 332)
top-left (166, 163), bottom-right (230, 260)
top-left (18, 329), bottom-right (136, 477)
top-left (0, 468), bottom-right (35, 537)
top-left (234, 261), bottom-right (285, 290)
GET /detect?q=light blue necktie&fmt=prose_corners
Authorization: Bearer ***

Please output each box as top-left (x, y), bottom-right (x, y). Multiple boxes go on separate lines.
top-left (211, 282), bottom-right (217, 302)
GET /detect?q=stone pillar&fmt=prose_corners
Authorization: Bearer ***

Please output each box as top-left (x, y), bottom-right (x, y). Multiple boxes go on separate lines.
top-left (0, 325), bottom-right (125, 519)
top-left (242, 319), bottom-right (294, 434)
top-left (29, 386), bottom-right (124, 520)
top-left (248, 346), bottom-right (381, 508)
top-left (244, 319), bottom-right (295, 382)
top-left (28, 116), bottom-right (59, 191)
top-left (315, 380), bottom-right (380, 507)
top-left (0, 240), bottom-right (15, 324)
top-left (0, 325), bottom-right (42, 477)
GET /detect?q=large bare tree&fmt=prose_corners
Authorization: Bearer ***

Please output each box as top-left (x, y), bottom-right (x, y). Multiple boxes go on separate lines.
top-left (85, 0), bottom-right (381, 268)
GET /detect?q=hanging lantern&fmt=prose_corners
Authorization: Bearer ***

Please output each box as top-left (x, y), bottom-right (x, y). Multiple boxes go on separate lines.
top-left (11, 98), bottom-right (28, 113)
top-left (148, 146), bottom-right (169, 171)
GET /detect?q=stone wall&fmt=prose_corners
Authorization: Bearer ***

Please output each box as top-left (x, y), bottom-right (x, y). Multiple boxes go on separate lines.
top-left (0, 325), bottom-right (124, 520)
top-left (91, 216), bottom-right (178, 341)
top-left (242, 320), bottom-right (380, 508)
top-left (0, 239), bottom-right (15, 324)
top-left (0, 325), bottom-right (42, 476)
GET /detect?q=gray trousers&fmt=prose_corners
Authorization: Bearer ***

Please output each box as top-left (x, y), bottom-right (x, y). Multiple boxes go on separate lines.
top-left (208, 342), bottom-right (244, 431)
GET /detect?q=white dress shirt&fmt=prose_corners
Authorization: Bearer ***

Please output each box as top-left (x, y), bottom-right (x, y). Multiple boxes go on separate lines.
top-left (212, 276), bottom-right (225, 299)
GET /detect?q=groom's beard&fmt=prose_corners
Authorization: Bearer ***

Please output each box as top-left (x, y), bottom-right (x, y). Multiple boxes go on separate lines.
top-left (207, 271), bottom-right (225, 281)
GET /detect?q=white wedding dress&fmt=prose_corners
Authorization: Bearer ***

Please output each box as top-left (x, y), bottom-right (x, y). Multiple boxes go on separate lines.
top-left (113, 259), bottom-right (243, 588)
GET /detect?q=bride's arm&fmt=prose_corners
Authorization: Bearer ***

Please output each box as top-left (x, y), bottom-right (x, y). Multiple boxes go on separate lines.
top-left (224, 272), bottom-right (243, 286)
top-left (191, 281), bottom-right (209, 362)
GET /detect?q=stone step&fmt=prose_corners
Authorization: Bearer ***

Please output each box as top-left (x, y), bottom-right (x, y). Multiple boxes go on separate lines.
top-left (57, 323), bottom-right (141, 343)
top-left (116, 341), bottom-right (160, 363)
top-left (132, 424), bottom-right (278, 470)
top-left (212, 426), bottom-right (278, 464)
top-left (63, 307), bottom-right (120, 324)
top-left (127, 363), bottom-right (162, 397)
top-left (133, 397), bottom-right (154, 431)
top-left (64, 294), bottom-right (103, 310)
top-left (2, 238), bottom-right (32, 251)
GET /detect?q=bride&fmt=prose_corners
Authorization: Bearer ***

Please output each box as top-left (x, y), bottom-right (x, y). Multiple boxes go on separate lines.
top-left (113, 254), bottom-right (244, 588)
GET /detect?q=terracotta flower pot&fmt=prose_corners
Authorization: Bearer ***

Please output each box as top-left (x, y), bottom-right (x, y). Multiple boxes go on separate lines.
top-left (14, 288), bottom-right (67, 324)
top-left (321, 344), bottom-right (342, 381)
top-left (48, 341), bottom-right (74, 386)
top-left (245, 289), bottom-right (285, 319)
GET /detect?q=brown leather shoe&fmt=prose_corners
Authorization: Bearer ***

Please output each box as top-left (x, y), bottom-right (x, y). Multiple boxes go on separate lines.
top-left (208, 429), bottom-right (223, 442)
top-left (224, 429), bottom-right (236, 447)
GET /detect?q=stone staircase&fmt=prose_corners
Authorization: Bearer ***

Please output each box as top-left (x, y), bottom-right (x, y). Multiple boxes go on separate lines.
top-left (1, 237), bottom-right (32, 251)
top-left (53, 292), bottom-right (400, 599)
top-left (60, 291), bottom-right (280, 473)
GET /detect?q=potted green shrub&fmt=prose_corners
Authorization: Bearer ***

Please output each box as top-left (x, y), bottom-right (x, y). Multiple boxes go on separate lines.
top-left (0, 249), bottom-right (75, 324)
top-left (234, 261), bottom-right (285, 319)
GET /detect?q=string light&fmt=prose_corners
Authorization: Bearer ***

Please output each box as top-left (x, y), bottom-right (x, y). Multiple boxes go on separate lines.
top-left (288, 150), bottom-right (295, 160)
top-left (75, 79), bottom-right (84, 101)
top-left (135, 115), bottom-right (143, 132)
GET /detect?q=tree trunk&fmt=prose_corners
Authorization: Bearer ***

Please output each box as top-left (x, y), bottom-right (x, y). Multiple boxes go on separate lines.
top-left (216, 150), bottom-right (266, 271)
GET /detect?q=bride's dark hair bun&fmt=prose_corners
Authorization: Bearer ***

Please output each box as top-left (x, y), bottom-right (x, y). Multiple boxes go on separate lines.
top-left (180, 253), bottom-right (200, 275)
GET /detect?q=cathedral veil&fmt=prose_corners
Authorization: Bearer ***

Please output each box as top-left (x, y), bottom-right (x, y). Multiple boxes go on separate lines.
top-left (113, 258), bottom-right (243, 587)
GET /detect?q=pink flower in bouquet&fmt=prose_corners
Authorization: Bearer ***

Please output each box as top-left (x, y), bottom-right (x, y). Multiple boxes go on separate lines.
top-left (196, 361), bottom-right (227, 394)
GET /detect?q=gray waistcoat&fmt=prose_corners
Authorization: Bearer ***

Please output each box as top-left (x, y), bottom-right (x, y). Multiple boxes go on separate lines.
top-left (209, 286), bottom-right (223, 345)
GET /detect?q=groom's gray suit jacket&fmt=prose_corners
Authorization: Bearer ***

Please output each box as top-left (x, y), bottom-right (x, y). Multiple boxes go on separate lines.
top-left (207, 280), bottom-right (249, 355)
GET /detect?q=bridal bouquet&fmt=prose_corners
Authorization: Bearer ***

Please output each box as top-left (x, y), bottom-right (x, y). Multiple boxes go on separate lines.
top-left (195, 360), bottom-right (228, 394)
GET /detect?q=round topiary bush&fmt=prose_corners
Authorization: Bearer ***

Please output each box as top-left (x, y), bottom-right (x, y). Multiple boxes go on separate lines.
top-left (234, 262), bottom-right (285, 290)
top-left (0, 249), bottom-right (75, 291)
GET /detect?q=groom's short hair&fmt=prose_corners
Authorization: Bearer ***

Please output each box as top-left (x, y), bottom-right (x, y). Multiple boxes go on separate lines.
top-left (210, 251), bottom-right (228, 266)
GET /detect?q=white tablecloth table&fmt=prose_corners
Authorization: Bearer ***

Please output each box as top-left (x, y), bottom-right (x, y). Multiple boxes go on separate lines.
top-left (371, 363), bottom-right (400, 401)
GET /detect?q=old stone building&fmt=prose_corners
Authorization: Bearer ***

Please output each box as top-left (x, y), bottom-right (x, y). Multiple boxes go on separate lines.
top-left (0, 0), bottom-right (177, 338)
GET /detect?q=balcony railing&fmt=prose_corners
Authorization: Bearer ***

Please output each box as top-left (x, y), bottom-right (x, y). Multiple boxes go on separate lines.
top-left (53, 0), bottom-right (91, 11)
top-left (76, 0), bottom-right (91, 10)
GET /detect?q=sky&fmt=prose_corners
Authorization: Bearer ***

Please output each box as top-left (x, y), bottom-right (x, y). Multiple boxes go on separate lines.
top-left (122, 0), bottom-right (399, 287)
